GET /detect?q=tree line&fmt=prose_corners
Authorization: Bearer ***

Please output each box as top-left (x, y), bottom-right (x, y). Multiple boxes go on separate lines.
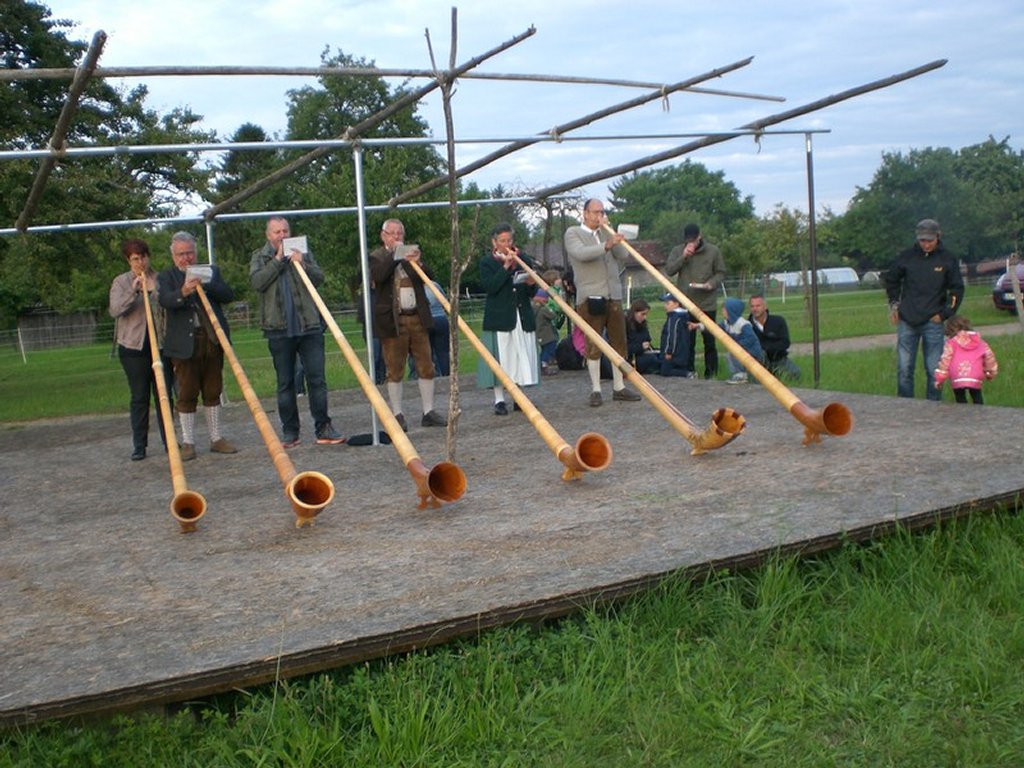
top-left (2, 2), bottom-right (1022, 329)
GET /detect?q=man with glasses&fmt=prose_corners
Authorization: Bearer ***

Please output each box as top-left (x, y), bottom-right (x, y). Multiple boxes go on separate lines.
top-left (369, 218), bottom-right (447, 431)
top-left (564, 199), bottom-right (641, 407)
top-left (884, 218), bottom-right (964, 401)
top-left (158, 231), bottom-right (238, 460)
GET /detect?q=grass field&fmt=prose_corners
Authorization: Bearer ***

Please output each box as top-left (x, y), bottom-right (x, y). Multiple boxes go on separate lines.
top-left (1, 287), bottom-right (1021, 422)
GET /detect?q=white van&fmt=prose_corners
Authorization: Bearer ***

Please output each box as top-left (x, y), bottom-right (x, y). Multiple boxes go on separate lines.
top-left (769, 268), bottom-right (860, 288)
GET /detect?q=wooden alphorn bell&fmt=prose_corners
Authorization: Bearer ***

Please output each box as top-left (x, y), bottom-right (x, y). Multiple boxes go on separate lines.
top-left (140, 281), bottom-right (207, 532)
top-left (289, 261), bottom-right (466, 508)
top-left (601, 223), bottom-right (853, 445)
top-left (406, 258), bottom-right (612, 480)
top-left (194, 284), bottom-right (335, 528)
top-left (509, 252), bottom-right (745, 456)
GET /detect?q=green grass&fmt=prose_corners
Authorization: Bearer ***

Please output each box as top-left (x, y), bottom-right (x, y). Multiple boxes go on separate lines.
top-left (788, 334), bottom-right (1024, 407)
top-left (2, 287), bottom-right (1019, 423)
top-left (4, 511), bottom-right (1024, 765)
top-left (632, 284), bottom-right (1012, 344)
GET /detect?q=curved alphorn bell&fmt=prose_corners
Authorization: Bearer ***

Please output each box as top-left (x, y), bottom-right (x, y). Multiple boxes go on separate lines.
top-left (289, 261), bottom-right (466, 508)
top-left (406, 259), bottom-right (612, 480)
top-left (601, 223), bottom-right (853, 445)
top-left (140, 284), bottom-right (207, 532)
top-left (194, 284), bottom-right (335, 527)
top-left (509, 253), bottom-right (745, 456)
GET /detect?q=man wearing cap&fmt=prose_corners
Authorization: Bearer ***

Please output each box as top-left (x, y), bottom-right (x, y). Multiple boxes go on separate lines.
top-left (884, 218), bottom-right (964, 401)
top-left (664, 223), bottom-right (726, 379)
top-left (657, 292), bottom-right (695, 377)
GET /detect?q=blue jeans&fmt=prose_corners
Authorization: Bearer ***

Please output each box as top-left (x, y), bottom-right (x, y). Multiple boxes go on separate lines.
top-left (267, 331), bottom-right (331, 439)
top-left (897, 319), bottom-right (945, 400)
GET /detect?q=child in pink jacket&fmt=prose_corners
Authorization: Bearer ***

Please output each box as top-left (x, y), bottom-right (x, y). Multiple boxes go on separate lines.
top-left (934, 316), bottom-right (998, 404)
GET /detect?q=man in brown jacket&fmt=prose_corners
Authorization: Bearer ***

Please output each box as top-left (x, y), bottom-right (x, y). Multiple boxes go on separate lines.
top-left (368, 218), bottom-right (447, 431)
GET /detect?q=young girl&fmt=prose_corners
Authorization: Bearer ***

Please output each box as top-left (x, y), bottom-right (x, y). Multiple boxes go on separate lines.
top-left (933, 316), bottom-right (998, 404)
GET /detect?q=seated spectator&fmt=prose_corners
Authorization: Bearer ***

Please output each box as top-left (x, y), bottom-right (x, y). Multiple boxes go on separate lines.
top-left (556, 323), bottom-right (612, 379)
top-left (748, 294), bottom-right (800, 381)
top-left (716, 297), bottom-right (763, 384)
top-left (657, 294), bottom-right (696, 378)
top-left (625, 298), bottom-right (659, 375)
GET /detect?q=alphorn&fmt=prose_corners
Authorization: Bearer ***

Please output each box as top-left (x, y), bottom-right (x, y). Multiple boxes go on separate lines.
top-left (601, 223), bottom-right (853, 445)
top-left (289, 261), bottom-right (466, 508)
top-left (140, 282), bottom-right (207, 533)
top-left (405, 258), bottom-right (612, 480)
top-left (509, 253), bottom-right (745, 456)
top-left (193, 284), bottom-right (335, 527)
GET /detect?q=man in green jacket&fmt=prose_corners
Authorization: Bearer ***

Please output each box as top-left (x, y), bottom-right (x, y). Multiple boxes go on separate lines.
top-left (664, 223), bottom-right (726, 379)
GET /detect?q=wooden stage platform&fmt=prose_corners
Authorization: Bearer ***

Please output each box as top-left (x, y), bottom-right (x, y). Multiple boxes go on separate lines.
top-left (2, 372), bottom-right (1022, 725)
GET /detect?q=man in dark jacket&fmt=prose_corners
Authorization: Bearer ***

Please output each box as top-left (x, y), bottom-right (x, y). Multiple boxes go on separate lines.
top-left (249, 216), bottom-right (345, 448)
top-left (884, 218), bottom-right (964, 401)
top-left (157, 231), bottom-right (237, 461)
top-left (664, 223), bottom-right (726, 379)
top-left (368, 218), bottom-right (447, 431)
top-left (748, 294), bottom-right (800, 381)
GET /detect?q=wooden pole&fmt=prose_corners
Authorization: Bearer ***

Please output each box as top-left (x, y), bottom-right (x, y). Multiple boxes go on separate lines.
top-left (389, 57), bottom-right (755, 206)
top-left (16, 31), bottom-right (107, 233)
top-left (202, 26), bottom-right (537, 221)
top-left (533, 60), bottom-right (948, 200)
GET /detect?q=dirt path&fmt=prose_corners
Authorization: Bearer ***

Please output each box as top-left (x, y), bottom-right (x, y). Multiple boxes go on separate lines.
top-left (791, 320), bottom-right (1022, 355)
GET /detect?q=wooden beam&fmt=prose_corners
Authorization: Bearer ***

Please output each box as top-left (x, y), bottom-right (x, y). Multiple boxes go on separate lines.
top-left (15, 31), bottom-right (107, 233)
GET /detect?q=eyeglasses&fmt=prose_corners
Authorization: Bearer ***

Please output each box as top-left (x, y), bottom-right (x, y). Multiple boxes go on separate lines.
top-left (382, 229), bottom-right (403, 237)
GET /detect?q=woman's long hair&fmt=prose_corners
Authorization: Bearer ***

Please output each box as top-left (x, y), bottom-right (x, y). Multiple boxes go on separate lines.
top-left (626, 298), bottom-right (650, 333)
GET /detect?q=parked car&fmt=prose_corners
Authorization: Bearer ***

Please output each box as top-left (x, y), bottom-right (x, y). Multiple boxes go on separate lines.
top-left (992, 263), bottom-right (1024, 313)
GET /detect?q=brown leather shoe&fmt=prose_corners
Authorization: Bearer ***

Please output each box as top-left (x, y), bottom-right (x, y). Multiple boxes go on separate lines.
top-left (180, 443), bottom-right (196, 461)
top-left (210, 438), bottom-right (238, 454)
top-left (612, 387), bottom-right (641, 402)
top-left (588, 391), bottom-right (603, 407)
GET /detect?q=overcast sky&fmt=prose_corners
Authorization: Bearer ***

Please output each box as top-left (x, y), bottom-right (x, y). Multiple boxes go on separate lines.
top-left (43, 0), bottom-right (1024, 218)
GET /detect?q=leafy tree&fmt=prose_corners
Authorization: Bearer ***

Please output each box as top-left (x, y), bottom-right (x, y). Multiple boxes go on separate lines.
top-left (953, 137), bottom-right (1024, 254)
top-left (0, 2), bottom-right (88, 149)
top-left (836, 139), bottom-right (1024, 269)
top-left (208, 123), bottom-right (292, 298)
top-left (279, 48), bottom-right (447, 302)
top-left (607, 160), bottom-right (756, 251)
top-left (0, 2), bottom-right (214, 326)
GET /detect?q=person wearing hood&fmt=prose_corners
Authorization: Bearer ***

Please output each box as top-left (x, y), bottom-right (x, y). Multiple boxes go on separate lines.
top-left (717, 297), bottom-right (763, 384)
top-left (884, 218), bottom-right (964, 401)
top-left (933, 316), bottom-right (998, 404)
